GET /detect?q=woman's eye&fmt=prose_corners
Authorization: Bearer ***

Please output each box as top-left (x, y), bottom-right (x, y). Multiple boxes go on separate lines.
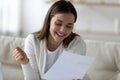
top-left (66, 25), bottom-right (73, 28)
top-left (55, 22), bottom-right (62, 26)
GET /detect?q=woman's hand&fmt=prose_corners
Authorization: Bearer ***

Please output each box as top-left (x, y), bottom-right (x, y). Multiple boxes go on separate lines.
top-left (12, 46), bottom-right (29, 64)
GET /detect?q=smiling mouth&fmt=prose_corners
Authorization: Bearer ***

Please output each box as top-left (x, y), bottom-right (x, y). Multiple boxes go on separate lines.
top-left (56, 32), bottom-right (65, 38)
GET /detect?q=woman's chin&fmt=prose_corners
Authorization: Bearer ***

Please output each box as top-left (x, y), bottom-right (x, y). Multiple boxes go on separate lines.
top-left (54, 37), bottom-right (64, 43)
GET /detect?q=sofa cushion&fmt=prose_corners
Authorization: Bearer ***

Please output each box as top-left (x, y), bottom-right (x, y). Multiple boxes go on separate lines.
top-left (85, 40), bottom-right (120, 80)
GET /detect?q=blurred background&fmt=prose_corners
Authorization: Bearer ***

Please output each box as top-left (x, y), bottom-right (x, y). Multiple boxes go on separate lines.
top-left (0, 0), bottom-right (120, 41)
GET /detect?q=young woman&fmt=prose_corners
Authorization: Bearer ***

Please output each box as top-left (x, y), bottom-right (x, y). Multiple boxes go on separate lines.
top-left (13, 0), bottom-right (86, 80)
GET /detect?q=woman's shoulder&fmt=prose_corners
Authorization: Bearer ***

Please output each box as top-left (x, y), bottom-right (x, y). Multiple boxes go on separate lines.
top-left (68, 36), bottom-right (86, 48)
top-left (25, 34), bottom-right (45, 43)
top-left (67, 36), bottom-right (86, 55)
top-left (25, 34), bottom-right (37, 42)
top-left (26, 34), bottom-right (34, 38)
top-left (72, 36), bottom-right (85, 44)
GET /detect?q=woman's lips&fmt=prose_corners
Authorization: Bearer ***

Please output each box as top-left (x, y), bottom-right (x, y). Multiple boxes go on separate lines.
top-left (56, 32), bottom-right (65, 38)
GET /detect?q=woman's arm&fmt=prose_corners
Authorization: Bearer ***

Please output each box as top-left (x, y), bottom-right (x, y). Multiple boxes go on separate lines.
top-left (22, 34), bottom-right (41, 80)
top-left (13, 34), bottom-right (41, 80)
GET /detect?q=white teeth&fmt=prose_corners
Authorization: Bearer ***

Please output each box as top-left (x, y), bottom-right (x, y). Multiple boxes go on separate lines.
top-left (57, 32), bottom-right (64, 37)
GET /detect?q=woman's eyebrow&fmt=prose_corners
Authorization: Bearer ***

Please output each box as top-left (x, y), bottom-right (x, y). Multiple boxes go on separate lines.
top-left (56, 19), bottom-right (74, 25)
top-left (56, 19), bottom-right (62, 22)
top-left (68, 23), bottom-right (74, 25)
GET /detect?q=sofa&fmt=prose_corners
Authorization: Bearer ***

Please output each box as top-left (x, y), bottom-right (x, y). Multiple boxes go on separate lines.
top-left (0, 35), bottom-right (120, 80)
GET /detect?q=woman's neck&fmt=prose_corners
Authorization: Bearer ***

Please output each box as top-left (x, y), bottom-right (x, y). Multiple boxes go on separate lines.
top-left (47, 38), bottom-right (61, 51)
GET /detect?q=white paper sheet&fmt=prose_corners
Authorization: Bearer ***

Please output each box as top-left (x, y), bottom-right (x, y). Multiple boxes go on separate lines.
top-left (42, 51), bottom-right (94, 80)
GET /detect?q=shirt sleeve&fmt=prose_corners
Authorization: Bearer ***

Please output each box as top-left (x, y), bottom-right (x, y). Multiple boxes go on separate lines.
top-left (21, 34), bottom-right (41, 80)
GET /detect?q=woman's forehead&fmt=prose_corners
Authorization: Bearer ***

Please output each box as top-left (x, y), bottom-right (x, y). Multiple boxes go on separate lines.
top-left (52, 13), bottom-right (75, 23)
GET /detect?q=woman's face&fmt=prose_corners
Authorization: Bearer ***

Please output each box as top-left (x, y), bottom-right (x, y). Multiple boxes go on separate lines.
top-left (49, 13), bottom-right (75, 43)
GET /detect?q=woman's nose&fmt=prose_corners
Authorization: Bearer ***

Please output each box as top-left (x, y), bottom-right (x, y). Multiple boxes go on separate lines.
top-left (60, 26), bottom-right (66, 33)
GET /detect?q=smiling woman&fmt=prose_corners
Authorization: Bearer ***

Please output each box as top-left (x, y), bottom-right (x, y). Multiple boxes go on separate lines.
top-left (12, 0), bottom-right (86, 80)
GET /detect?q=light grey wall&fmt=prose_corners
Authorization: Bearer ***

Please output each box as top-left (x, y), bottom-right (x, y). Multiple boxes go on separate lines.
top-left (21, 0), bottom-right (120, 38)
top-left (21, 0), bottom-right (48, 37)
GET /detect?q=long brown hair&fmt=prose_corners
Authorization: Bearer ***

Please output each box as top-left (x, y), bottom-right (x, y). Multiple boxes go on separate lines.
top-left (33, 0), bottom-right (79, 48)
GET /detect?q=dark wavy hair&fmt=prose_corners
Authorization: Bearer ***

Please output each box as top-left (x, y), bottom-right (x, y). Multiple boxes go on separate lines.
top-left (33, 0), bottom-right (79, 48)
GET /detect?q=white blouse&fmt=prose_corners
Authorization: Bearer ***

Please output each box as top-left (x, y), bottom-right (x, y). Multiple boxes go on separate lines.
top-left (45, 44), bottom-right (62, 73)
top-left (21, 34), bottom-right (86, 80)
